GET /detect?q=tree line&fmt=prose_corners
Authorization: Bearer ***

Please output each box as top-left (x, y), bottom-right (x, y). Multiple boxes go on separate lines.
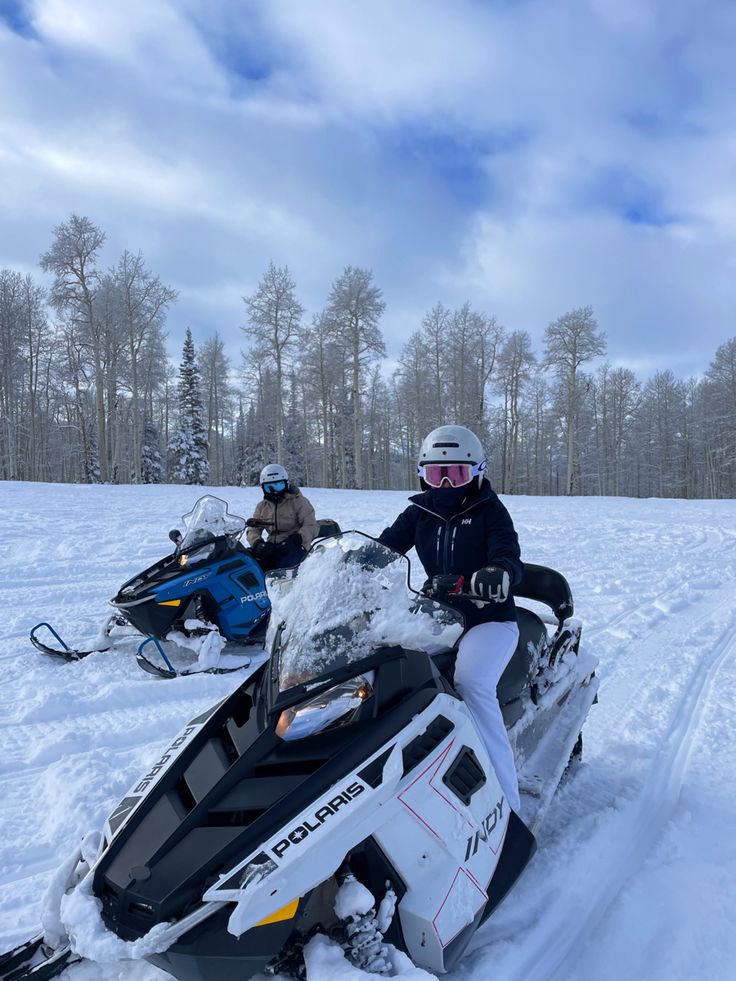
top-left (1, 214), bottom-right (735, 498)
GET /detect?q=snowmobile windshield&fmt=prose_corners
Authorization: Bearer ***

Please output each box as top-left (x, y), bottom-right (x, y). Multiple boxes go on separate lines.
top-left (178, 495), bottom-right (246, 551)
top-left (271, 531), bottom-right (465, 692)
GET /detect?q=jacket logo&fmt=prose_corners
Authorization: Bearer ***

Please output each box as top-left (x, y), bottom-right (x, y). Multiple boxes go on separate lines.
top-left (271, 781), bottom-right (366, 859)
top-left (461, 518), bottom-right (472, 526)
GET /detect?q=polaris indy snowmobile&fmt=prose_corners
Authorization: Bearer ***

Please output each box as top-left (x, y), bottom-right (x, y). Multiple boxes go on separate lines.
top-left (30, 496), bottom-right (272, 678)
top-left (4, 531), bottom-right (598, 979)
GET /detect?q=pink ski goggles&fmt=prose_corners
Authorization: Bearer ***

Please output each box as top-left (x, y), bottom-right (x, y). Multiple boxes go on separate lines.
top-left (418, 461), bottom-right (483, 488)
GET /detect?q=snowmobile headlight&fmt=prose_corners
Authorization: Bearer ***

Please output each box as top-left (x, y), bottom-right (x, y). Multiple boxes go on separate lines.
top-left (179, 542), bottom-right (216, 568)
top-left (276, 675), bottom-right (374, 741)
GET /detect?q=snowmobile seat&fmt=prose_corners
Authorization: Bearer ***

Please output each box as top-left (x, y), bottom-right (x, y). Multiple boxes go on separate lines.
top-left (316, 518), bottom-right (342, 539)
top-left (429, 563), bottom-right (572, 706)
top-left (428, 606), bottom-right (544, 707)
top-left (429, 647), bottom-right (456, 681)
top-left (512, 562), bottom-right (574, 624)
top-left (496, 606), bottom-right (545, 706)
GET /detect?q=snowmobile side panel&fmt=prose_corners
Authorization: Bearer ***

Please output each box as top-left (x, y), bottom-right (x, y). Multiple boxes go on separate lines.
top-left (516, 652), bottom-right (599, 832)
top-left (479, 809), bottom-right (536, 923)
top-left (366, 695), bottom-right (521, 973)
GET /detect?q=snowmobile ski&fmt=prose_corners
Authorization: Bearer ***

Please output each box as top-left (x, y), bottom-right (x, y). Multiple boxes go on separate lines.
top-left (0, 934), bottom-right (77, 981)
top-left (29, 618), bottom-right (120, 662)
top-left (135, 636), bottom-right (253, 679)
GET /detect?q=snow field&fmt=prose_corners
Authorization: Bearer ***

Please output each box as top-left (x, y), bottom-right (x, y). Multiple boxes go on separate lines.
top-left (1, 482), bottom-right (736, 980)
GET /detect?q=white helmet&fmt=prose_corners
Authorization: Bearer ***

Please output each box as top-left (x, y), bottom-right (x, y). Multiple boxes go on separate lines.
top-left (417, 425), bottom-right (487, 489)
top-left (259, 463), bottom-right (288, 485)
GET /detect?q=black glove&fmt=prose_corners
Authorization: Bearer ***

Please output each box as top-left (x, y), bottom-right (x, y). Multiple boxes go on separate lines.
top-left (286, 533), bottom-right (303, 548)
top-left (252, 538), bottom-right (275, 557)
top-left (470, 566), bottom-right (510, 603)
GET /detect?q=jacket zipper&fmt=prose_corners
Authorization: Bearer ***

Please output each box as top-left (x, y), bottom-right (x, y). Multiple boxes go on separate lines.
top-left (413, 498), bottom-right (483, 574)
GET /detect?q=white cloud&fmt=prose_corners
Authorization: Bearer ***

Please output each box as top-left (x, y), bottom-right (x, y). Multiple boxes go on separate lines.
top-left (0, 0), bottom-right (735, 377)
top-left (29, 0), bottom-right (226, 93)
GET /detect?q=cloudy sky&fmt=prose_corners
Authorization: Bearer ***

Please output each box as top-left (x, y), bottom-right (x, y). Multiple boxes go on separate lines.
top-left (1, 0), bottom-right (735, 376)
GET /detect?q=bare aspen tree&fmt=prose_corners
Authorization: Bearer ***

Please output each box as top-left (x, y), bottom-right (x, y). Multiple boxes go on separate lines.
top-left (597, 365), bottom-right (641, 495)
top-left (242, 263), bottom-right (304, 463)
top-left (302, 312), bottom-right (343, 487)
top-left (20, 275), bottom-right (48, 480)
top-left (114, 251), bottom-right (176, 482)
top-left (474, 314), bottom-right (505, 443)
top-left (543, 306), bottom-right (606, 494)
top-left (396, 330), bottom-right (430, 465)
top-left (200, 333), bottom-right (231, 484)
top-left (324, 267), bottom-right (385, 488)
top-left (421, 302), bottom-right (450, 426)
top-left (496, 330), bottom-right (536, 493)
top-left (0, 270), bottom-right (22, 478)
top-left (40, 215), bottom-right (108, 478)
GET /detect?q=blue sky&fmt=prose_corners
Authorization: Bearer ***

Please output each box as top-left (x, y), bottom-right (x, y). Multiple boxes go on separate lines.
top-left (1, 0), bottom-right (735, 376)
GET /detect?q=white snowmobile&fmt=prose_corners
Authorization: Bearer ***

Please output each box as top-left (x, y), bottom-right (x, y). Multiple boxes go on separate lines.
top-left (1, 531), bottom-right (597, 979)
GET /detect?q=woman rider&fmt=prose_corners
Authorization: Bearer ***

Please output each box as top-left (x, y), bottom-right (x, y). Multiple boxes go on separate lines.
top-left (378, 425), bottom-right (523, 812)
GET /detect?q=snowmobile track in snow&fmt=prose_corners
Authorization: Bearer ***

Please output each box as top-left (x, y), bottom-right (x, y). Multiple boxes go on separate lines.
top-left (3, 483), bottom-right (736, 981)
top-left (461, 600), bottom-right (736, 981)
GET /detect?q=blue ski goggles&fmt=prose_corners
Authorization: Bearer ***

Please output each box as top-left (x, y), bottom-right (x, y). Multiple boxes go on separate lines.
top-left (263, 480), bottom-right (287, 495)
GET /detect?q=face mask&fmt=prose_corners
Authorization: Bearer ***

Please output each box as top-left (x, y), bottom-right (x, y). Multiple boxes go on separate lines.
top-left (430, 483), bottom-right (470, 513)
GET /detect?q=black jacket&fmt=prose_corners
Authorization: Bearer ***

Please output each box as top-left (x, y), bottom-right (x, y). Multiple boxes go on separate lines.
top-left (378, 482), bottom-right (522, 627)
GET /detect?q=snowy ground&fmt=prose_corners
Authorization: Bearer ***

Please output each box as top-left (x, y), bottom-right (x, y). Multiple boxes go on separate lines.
top-left (1, 481), bottom-right (736, 981)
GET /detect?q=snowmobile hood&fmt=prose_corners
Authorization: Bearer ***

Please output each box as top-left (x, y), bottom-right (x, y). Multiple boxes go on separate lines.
top-left (92, 646), bottom-right (445, 939)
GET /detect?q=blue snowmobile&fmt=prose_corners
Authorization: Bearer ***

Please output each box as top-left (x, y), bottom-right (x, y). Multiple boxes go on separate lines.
top-left (30, 497), bottom-right (273, 678)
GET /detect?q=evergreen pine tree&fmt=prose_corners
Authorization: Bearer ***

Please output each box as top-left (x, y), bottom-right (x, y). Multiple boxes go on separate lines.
top-left (140, 417), bottom-right (163, 484)
top-left (168, 328), bottom-right (210, 484)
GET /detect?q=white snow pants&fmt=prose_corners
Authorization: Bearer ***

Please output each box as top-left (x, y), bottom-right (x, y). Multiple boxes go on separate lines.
top-left (453, 620), bottom-right (521, 812)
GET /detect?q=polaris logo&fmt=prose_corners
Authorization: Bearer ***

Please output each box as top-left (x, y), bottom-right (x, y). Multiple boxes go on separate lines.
top-left (271, 781), bottom-right (366, 859)
top-left (464, 796), bottom-right (505, 860)
top-left (240, 590), bottom-right (268, 604)
top-left (133, 725), bottom-right (197, 794)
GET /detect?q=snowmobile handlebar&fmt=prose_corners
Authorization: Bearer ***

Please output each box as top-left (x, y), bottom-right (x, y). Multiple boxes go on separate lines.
top-left (423, 574), bottom-right (466, 602)
top-left (245, 517), bottom-right (275, 529)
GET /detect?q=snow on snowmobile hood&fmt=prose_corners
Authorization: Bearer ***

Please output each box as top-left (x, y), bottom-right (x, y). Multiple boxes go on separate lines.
top-left (268, 531), bottom-right (464, 691)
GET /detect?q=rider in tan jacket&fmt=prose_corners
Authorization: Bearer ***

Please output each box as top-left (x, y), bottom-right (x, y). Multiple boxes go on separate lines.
top-left (246, 464), bottom-right (318, 569)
